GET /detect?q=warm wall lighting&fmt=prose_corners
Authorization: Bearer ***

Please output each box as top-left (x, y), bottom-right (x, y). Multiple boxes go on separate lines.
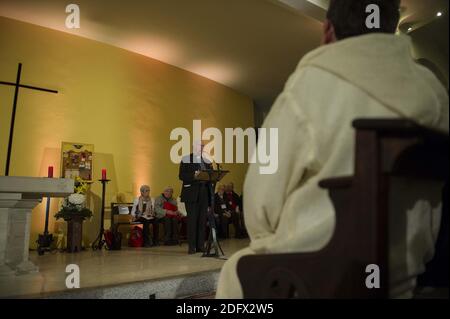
top-left (437, 12), bottom-right (443, 17)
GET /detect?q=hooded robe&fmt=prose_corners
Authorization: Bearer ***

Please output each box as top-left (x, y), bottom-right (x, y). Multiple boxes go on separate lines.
top-left (216, 33), bottom-right (449, 299)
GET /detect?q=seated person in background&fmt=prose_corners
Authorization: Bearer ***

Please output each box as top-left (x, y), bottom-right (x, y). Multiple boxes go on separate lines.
top-left (131, 185), bottom-right (158, 247)
top-left (214, 184), bottom-right (232, 239)
top-left (225, 182), bottom-right (245, 238)
top-left (216, 0), bottom-right (448, 298)
top-left (155, 186), bottom-right (181, 246)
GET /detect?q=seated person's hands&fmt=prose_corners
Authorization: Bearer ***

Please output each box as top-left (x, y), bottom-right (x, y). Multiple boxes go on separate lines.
top-left (142, 211), bottom-right (154, 219)
top-left (166, 209), bottom-right (182, 218)
top-left (165, 209), bottom-right (175, 217)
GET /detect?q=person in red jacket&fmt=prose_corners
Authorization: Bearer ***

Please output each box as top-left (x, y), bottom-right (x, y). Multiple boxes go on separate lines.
top-left (154, 186), bottom-right (182, 245)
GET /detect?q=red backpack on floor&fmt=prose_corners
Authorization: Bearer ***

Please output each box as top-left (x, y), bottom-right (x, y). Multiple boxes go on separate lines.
top-left (128, 226), bottom-right (144, 247)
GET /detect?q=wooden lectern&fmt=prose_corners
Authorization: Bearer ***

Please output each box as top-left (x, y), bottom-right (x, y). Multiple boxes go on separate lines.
top-left (195, 168), bottom-right (228, 258)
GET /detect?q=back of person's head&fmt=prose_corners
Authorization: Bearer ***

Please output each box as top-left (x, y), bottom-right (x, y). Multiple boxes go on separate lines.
top-left (327, 0), bottom-right (400, 40)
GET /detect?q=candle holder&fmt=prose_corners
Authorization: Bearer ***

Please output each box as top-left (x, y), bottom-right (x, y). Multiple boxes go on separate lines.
top-left (37, 169), bottom-right (55, 255)
top-left (37, 196), bottom-right (53, 255)
top-left (91, 178), bottom-right (110, 250)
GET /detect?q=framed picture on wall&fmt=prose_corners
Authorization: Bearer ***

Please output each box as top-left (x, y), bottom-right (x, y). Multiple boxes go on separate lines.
top-left (61, 142), bottom-right (94, 182)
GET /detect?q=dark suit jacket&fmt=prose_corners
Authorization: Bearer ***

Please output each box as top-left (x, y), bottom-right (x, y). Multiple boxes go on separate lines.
top-left (214, 193), bottom-right (229, 216)
top-left (179, 153), bottom-right (212, 203)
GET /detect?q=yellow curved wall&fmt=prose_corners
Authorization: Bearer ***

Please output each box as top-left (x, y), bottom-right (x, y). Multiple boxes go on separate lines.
top-left (0, 17), bottom-right (254, 249)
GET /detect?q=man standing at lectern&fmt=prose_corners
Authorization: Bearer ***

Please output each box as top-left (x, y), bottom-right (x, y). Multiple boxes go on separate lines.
top-left (179, 141), bottom-right (212, 254)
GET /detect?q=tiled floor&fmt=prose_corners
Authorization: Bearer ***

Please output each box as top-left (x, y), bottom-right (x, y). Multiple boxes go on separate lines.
top-left (0, 238), bottom-right (249, 298)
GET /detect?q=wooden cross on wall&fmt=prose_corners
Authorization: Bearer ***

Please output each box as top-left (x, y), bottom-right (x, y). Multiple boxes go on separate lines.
top-left (0, 63), bottom-right (58, 176)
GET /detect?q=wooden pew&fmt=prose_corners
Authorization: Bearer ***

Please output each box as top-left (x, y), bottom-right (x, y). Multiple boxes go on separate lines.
top-left (237, 119), bottom-right (448, 298)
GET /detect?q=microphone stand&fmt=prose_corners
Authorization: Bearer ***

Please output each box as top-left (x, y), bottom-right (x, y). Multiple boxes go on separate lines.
top-left (92, 178), bottom-right (110, 250)
top-left (37, 195), bottom-right (53, 255)
top-left (202, 163), bottom-right (225, 259)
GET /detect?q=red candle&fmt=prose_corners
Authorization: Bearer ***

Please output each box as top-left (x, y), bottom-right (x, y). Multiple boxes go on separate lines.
top-left (48, 166), bottom-right (54, 178)
top-left (102, 169), bottom-right (107, 180)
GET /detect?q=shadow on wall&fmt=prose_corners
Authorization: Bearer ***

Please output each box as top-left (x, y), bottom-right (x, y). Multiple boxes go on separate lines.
top-left (83, 152), bottom-right (119, 248)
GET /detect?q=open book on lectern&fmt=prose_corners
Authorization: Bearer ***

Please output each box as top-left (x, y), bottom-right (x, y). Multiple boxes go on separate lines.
top-left (194, 169), bottom-right (229, 183)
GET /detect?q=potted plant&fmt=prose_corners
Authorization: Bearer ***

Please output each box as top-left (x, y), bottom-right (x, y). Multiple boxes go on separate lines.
top-left (55, 177), bottom-right (92, 253)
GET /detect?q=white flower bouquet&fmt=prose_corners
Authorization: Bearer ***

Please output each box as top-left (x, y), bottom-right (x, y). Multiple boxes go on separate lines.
top-left (55, 177), bottom-right (92, 220)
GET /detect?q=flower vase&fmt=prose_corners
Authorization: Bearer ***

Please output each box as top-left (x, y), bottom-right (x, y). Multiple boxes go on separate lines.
top-left (65, 215), bottom-right (85, 253)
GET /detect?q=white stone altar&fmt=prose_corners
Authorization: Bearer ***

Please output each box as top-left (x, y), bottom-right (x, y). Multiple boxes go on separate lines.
top-left (0, 176), bottom-right (73, 276)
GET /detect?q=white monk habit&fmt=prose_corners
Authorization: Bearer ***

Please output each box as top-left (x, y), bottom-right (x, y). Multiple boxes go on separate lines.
top-left (216, 33), bottom-right (449, 299)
